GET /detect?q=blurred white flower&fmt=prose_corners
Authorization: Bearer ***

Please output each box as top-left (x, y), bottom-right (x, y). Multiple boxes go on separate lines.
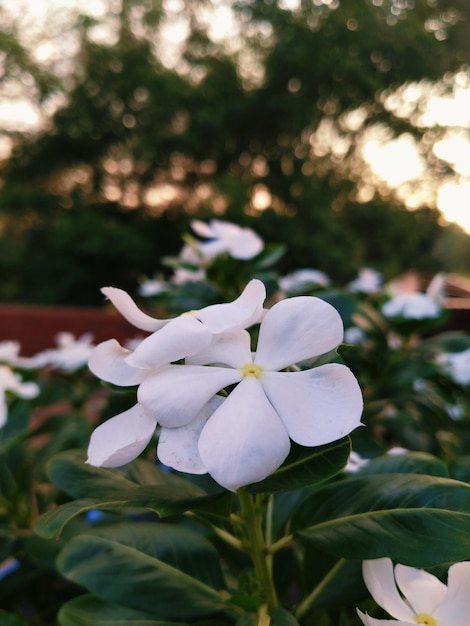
top-left (344, 326), bottom-right (366, 345)
top-left (279, 269), bottom-right (330, 294)
top-left (436, 348), bottom-right (470, 385)
top-left (0, 340), bottom-right (32, 368)
top-left (345, 450), bottom-right (369, 472)
top-left (0, 365), bottom-right (39, 427)
top-left (29, 332), bottom-right (95, 372)
top-left (138, 278), bottom-right (170, 297)
top-left (358, 557), bottom-right (470, 626)
top-left (88, 291), bottom-right (363, 492)
top-left (382, 273), bottom-right (445, 320)
top-left (191, 219), bottom-right (264, 260)
top-left (348, 268), bottom-right (383, 294)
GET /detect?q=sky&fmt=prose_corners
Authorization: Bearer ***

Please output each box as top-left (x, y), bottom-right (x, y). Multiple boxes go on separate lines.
top-left (1, 0), bottom-right (470, 234)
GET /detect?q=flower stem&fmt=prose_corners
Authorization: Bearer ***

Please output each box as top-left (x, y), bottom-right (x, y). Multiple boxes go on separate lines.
top-left (294, 558), bottom-right (346, 620)
top-left (237, 488), bottom-right (278, 611)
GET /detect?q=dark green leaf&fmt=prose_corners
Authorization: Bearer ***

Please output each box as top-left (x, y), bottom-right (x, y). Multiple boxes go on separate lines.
top-left (34, 486), bottom-right (223, 539)
top-left (351, 451), bottom-right (449, 478)
top-left (248, 438), bottom-right (351, 494)
top-left (292, 473), bottom-right (470, 566)
top-left (58, 535), bottom-right (230, 620)
top-left (58, 594), bottom-right (184, 626)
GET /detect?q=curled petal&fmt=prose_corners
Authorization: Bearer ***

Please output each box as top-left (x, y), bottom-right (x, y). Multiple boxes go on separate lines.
top-left (198, 377), bottom-right (290, 491)
top-left (434, 561), bottom-right (470, 626)
top-left (102, 287), bottom-right (167, 332)
top-left (157, 395), bottom-right (224, 474)
top-left (262, 364), bottom-right (363, 446)
top-left (126, 315), bottom-right (213, 369)
top-left (362, 559), bottom-right (415, 622)
top-left (138, 364), bottom-right (240, 428)
top-left (394, 564), bottom-right (446, 615)
top-left (186, 330), bottom-right (252, 367)
top-left (196, 279), bottom-right (266, 333)
top-left (87, 404), bottom-right (157, 468)
top-left (255, 296), bottom-right (344, 371)
top-left (88, 339), bottom-right (146, 386)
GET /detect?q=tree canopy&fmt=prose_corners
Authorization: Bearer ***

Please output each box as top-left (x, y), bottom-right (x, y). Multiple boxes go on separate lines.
top-left (0, 0), bottom-right (469, 305)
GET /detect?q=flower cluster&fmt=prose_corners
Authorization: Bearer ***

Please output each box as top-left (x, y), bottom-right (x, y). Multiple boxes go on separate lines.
top-left (86, 279), bottom-right (363, 491)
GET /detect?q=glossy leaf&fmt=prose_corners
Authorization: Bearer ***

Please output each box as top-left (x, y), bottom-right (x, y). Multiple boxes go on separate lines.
top-left (34, 485), bottom-right (223, 539)
top-left (292, 473), bottom-right (470, 566)
top-left (57, 535), bottom-right (230, 620)
top-left (58, 594), bottom-right (185, 626)
top-left (248, 437), bottom-right (351, 493)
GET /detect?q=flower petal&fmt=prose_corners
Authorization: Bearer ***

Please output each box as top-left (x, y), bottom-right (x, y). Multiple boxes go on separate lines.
top-left (126, 315), bottom-right (213, 369)
top-left (138, 364), bottom-right (241, 427)
top-left (198, 377), bottom-right (290, 491)
top-left (261, 364), bottom-right (363, 446)
top-left (102, 287), bottom-right (167, 332)
top-left (362, 559), bottom-right (416, 621)
top-left (254, 296), bottom-right (343, 371)
top-left (186, 330), bottom-right (252, 367)
top-left (196, 279), bottom-right (266, 333)
top-left (88, 339), bottom-right (146, 386)
top-left (157, 395), bottom-right (224, 474)
top-left (87, 404), bottom-right (157, 468)
top-left (394, 564), bottom-right (446, 615)
top-left (433, 561), bottom-right (470, 626)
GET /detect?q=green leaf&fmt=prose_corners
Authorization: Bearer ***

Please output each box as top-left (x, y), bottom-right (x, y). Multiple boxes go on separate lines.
top-left (269, 608), bottom-right (300, 626)
top-left (58, 535), bottom-right (230, 620)
top-left (351, 451), bottom-right (449, 478)
top-left (248, 438), bottom-right (351, 493)
top-left (86, 522), bottom-right (226, 590)
top-left (292, 473), bottom-right (470, 566)
top-left (46, 450), bottom-right (197, 499)
top-left (34, 486), bottom-right (223, 539)
top-left (58, 594), bottom-right (184, 626)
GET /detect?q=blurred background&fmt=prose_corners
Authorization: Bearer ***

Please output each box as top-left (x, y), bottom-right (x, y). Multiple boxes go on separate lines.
top-left (0, 0), bottom-right (469, 307)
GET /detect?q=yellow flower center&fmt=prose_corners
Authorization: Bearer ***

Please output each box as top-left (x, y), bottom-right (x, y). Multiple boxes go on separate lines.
top-left (241, 364), bottom-right (264, 378)
top-left (415, 614), bottom-right (437, 626)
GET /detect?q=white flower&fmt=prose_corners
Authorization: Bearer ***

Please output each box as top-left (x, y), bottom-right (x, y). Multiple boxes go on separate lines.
top-left (88, 291), bottom-right (363, 492)
top-left (191, 219), bottom-right (264, 260)
top-left (344, 326), bottom-right (366, 345)
top-left (382, 274), bottom-right (445, 320)
top-left (86, 280), bottom-right (267, 471)
top-left (0, 341), bottom-right (32, 368)
top-left (29, 332), bottom-right (95, 372)
top-left (138, 278), bottom-right (170, 297)
top-left (345, 450), bottom-right (369, 472)
top-left (358, 557), bottom-right (470, 626)
top-left (436, 348), bottom-right (470, 386)
top-left (279, 269), bottom-right (330, 294)
top-left (348, 268), bottom-right (382, 294)
top-left (0, 365), bottom-right (40, 427)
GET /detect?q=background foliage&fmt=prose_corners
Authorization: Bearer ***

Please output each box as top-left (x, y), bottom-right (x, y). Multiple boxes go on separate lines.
top-left (0, 0), bottom-right (469, 305)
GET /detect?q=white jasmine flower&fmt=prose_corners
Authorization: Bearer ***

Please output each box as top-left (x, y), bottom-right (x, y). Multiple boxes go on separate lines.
top-left (0, 365), bottom-right (40, 427)
top-left (358, 557), bottom-right (470, 626)
top-left (382, 273), bottom-right (445, 320)
top-left (29, 332), bottom-right (95, 372)
top-left (348, 268), bottom-right (382, 294)
top-left (436, 348), bottom-right (470, 386)
top-left (191, 219), bottom-right (264, 260)
top-left (279, 269), bottom-right (330, 294)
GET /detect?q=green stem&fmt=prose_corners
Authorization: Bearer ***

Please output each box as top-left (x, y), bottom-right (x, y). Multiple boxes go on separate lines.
top-left (294, 558), bottom-right (346, 620)
top-left (237, 488), bottom-right (278, 611)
